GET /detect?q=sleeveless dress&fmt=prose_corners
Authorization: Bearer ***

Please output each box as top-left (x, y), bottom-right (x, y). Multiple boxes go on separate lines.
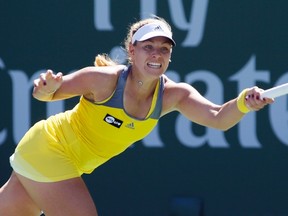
top-left (10, 66), bottom-right (164, 182)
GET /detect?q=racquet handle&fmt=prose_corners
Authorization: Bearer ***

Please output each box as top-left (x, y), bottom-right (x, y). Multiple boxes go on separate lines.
top-left (260, 83), bottom-right (288, 99)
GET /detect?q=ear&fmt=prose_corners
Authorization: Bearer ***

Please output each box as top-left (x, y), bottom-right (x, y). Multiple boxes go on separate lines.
top-left (128, 43), bottom-right (135, 56)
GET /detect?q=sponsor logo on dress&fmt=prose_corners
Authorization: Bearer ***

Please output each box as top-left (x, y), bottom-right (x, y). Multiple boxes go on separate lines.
top-left (104, 114), bottom-right (123, 128)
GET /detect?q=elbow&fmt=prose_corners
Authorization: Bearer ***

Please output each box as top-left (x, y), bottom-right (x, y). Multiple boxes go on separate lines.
top-left (212, 126), bottom-right (229, 131)
top-left (212, 122), bottom-right (235, 131)
top-left (217, 124), bottom-right (236, 131)
top-left (220, 126), bottom-right (231, 132)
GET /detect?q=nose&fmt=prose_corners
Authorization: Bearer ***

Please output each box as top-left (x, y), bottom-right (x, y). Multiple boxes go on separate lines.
top-left (151, 48), bottom-right (161, 58)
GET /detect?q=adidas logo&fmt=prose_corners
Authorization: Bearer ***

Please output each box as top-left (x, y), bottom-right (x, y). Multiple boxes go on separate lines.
top-left (125, 122), bottom-right (135, 129)
top-left (154, 25), bottom-right (163, 32)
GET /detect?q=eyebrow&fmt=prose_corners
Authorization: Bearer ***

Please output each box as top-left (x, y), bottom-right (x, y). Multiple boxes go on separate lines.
top-left (145, 38), bottom-right (173, 45)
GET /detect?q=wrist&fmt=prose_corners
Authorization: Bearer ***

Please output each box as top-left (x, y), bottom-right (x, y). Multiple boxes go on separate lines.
top-left (45, 88), bottom-right (57, 95)
top-left (237, 89), bottom-right (250, 113)
top-left (36, 88), bottom-right (57, 96)
top-left (33, 87), bottom-right (58, 101)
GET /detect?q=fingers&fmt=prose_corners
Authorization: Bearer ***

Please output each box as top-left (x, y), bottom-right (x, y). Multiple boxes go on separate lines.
top-left (33, 78), bottom-right (40, 88)
top-left (39, 73), bottom-right (47, 86)
top-left (39, 70), bottom-right (62, 85)
top-left (37, 70), bottom-right (52, 86)
top-left (45, 69), bottom-right (54, 81)
top-left (245, 94), bottom-right (261, 111)
top-left (33, 70), bottom-right (63, 93)
top-left (55, 72), bottom-right (63, 81)
top-left (245, 87), bottom-right (274, 111)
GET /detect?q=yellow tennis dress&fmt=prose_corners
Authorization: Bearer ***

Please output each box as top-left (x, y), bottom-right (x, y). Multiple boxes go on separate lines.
top-left (10, 66), bottom-right (164, 182)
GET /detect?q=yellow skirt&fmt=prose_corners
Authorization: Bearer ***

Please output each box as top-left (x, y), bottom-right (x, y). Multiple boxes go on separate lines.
top-left (10, 114), bottom-right (109, 182)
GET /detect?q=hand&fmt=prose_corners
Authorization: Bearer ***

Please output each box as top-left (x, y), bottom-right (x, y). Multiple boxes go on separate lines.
top-left (245, 87), bottom-right (274, 111)
top-left (33, 69), bottom-right (63, 96)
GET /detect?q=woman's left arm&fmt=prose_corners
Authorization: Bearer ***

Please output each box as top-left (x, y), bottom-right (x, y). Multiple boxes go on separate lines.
top-left (163, 81), bottom-right (273, 131)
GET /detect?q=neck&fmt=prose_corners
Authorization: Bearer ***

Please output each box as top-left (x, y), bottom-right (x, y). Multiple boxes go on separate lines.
top-left (127, 67), bottom-right (158, 96)
top-left (129, 70), bottom-right (145, 88)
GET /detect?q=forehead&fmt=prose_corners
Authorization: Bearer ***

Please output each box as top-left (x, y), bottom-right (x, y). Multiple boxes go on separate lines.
top-left (141, 36), bottom-right (173, 45)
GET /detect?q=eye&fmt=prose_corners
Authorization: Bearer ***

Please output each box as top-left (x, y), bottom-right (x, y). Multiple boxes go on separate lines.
top-left (143, 44), bottom-right (153, 51)
top-left (160, 47), bottom-right (170, 54)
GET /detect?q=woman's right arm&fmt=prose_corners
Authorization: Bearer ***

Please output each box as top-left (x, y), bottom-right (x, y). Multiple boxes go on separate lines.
top-left (32, 65), bottom-right (125, 102)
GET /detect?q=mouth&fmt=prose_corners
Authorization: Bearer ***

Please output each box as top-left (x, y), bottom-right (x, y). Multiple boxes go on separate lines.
top-left (147, 62), bottom-right (162, 69)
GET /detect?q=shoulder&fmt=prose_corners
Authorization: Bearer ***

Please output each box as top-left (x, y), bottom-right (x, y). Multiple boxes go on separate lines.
top-left (63, 65), bottom-right (127, 101)
top-left (79, 64), bottom-right (126, 77)
top-left (70, 65), bottom-right (126, 87)
top-left (86, 65), bottom-right (127, 100)
top-left (163, 75), bottom-right (198, 96)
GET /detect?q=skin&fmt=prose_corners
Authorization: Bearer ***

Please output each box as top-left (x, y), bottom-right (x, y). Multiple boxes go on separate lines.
top-left (0, 36), bottom-right (273, 215)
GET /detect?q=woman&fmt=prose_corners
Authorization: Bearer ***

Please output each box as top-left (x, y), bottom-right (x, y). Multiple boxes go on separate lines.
top-left (0, 17), bottom-right (273, 215)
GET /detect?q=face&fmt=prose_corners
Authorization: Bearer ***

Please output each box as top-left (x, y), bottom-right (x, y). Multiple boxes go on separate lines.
top-left (129, 36), bottom-right (172, 78)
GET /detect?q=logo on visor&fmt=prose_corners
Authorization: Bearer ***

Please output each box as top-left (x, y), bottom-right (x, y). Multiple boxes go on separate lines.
top-left (154, 25), bottom-right (163, 31)
top-left (104, 114), bottom-right (123, 128)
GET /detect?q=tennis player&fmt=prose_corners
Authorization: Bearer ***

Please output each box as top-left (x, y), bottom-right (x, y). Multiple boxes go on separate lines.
top-left (0, 16), bottom-right (273, 216)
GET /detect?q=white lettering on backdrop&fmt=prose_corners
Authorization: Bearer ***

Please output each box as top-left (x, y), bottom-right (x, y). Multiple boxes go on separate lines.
top-left (1, 0), bottom-right (287, 148)
top-left (94, 0), bottom-right (208, 47)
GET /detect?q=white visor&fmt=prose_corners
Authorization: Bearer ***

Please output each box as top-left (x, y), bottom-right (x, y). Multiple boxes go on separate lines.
top-left (132, 22), bottom-right (176, 46)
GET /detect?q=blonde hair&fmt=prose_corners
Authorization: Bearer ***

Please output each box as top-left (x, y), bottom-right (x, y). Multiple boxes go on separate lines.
top-left (94, 54), bottom-right (117, 66)
top-left (94, 17), bottom-right (173, 65)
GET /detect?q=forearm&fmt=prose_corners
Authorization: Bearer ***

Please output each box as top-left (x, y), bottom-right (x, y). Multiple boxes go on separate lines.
top-left (214, 98), bottom-right (245, 131)
top-left (214, 87), bottom-right (273, 130)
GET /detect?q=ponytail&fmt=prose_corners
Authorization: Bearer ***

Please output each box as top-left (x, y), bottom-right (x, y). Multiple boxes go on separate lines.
top-left (94, 54), bottom-right (117, 67)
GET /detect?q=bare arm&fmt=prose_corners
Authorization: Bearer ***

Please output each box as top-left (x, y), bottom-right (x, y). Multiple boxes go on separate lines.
top-left (33, 65), bottom-right (126, 102)
top-left (162, 79), bottom-right (273, 131)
